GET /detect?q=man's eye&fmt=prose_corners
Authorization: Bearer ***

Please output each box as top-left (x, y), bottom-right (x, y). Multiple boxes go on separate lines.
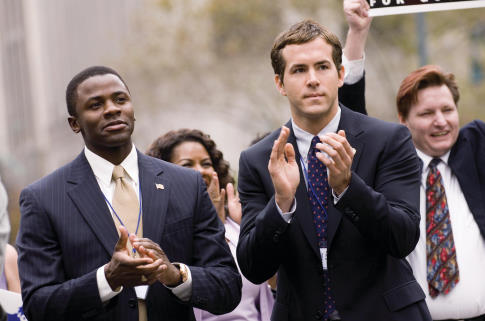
top-left (318, 65), bottom-right (329, 70)
top-left (116, 97), bottom-right (127, 104)
top-left (90, 102), bottom-right (102, 109)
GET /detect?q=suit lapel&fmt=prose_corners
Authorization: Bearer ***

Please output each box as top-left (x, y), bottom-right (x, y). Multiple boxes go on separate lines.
top-left (287, 122), bottom-right (321, 259)
top-left (327, 106), bottom-right (364, 248)
top-left (138, 152), bottom-right (170, 243)
top-left (67, 152), bottom-right (118, 257)
top-left (449, 136), bottom-right (485, 238)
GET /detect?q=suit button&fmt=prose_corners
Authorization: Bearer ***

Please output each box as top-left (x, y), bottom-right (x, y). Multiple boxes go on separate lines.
top-left (273, 232), bottom-right (280, 243)
top-left (353, 214), bottom-right (360, 222)
top-left (128, 298), bottom-right (137, 308)
top-left (344, 207), bottom-right (354, 215)
top-left (314, 311), bottom-right (323, 319)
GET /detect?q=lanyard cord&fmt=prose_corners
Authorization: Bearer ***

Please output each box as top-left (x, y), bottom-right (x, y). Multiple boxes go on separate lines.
top-left (103, 183), bottom-right (143, 256)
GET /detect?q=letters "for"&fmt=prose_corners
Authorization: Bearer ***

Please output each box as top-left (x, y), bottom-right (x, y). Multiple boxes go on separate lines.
top-left (369, 0), bottom-right (441, 5)
top-left (369, 0), bottom-right (405, 5)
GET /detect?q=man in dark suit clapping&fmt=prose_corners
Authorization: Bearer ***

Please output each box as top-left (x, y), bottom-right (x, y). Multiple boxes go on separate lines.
top-left (236, 20), bottom-right (432, 321)
top-left (16, 66), bottom-right (241, 321)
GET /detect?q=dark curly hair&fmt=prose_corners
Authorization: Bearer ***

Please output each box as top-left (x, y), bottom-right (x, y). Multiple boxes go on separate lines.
top-left (146, 129), bottom-right (234, 189)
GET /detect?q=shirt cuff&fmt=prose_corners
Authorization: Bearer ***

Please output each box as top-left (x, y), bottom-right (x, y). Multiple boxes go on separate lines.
top-left (97, 265), bottom-right (123, 302)
top-left (332, 186), bottom-right (349, 204)
top-left (342, 53), bottom-right (365, 85)
top-left (276, 198), bottom-right (297, 223)
top-left (165, 263), bottom-right (192, 302)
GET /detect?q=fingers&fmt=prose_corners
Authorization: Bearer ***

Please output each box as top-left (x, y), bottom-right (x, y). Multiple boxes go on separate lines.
top-left (270, 127), bottom-right (290, 165)
top-left (315, 131), bottom-right (355, 169)
top-left (207, 172), bottom-right (221, 201)
top-left (115, 226), bottom-right (130, 253)
top-left (284, 142), bottom-right (296, 164)
top-left (226, 183), bottom-right (242, 224)
top-left (226, 183), bottom-right (236, 202)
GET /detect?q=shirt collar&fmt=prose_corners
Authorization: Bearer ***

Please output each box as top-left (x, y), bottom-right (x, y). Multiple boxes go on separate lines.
top-left (416, 148), bottom-right (450, 170)
top-left (291, 106), bottom-right (341, 158)
top-left (84, 144), bottom-right (139, 187)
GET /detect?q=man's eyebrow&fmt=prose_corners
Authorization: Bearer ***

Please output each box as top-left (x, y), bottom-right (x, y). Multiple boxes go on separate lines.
top-left (289, 63), bottom-right (307, 69)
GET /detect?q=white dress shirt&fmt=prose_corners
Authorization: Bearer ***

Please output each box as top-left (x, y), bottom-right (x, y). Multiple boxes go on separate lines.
top-left (84, 145), bottom-right (192, 303)
top-left (277, 107), bottom-right (344, 222)
top-left (406, 149), bottom-right (485, 319)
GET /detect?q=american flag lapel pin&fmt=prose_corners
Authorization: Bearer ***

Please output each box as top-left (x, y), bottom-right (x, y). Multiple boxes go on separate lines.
top-left (155, 183), bottom-right (165, 190)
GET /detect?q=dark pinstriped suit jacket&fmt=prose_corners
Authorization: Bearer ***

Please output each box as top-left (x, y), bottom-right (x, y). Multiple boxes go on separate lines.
top-left (17, 150), bottom-right (241, 321)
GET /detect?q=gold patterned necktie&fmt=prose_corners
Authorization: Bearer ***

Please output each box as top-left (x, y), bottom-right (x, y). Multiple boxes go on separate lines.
top-left (112, 165), bottom-right (143, 256)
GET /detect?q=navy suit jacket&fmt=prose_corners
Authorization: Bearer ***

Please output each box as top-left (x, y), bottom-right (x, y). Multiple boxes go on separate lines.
top-left (448, 120), bottom-right (485, 239)
top-left (236, 104), bottom-right (432, 321)
top-left (17, 150), bottom-right (241, 321)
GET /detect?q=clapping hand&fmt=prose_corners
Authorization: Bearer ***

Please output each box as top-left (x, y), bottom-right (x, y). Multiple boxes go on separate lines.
top-left (268, 126), bottom-right (300, 213)
top-left (315, 130), bottom-right (356, 196)
top-left (207, 172), bottom-right (226, 223)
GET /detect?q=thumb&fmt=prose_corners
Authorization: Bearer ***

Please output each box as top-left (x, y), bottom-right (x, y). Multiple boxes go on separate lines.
top-left (284, 143), bottom-right (296, 163)
top-left (115, 226), bottom-right (129, 252)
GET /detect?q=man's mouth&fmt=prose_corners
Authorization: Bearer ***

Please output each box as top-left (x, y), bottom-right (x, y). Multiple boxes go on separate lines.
top-left (104, 120), bottom-right (127, 131)
top-left (304, 93), bottom-right (324, 98)
top-left (431, 131), bottom-right (449, 137)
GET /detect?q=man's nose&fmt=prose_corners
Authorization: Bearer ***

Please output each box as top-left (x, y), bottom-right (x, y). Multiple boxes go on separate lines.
top-left (104, 100), bottom-right (121, 115)
top-left (434, 111), bottom-right (447, 126)
top-left (306, 69), bottom-right (320, 87)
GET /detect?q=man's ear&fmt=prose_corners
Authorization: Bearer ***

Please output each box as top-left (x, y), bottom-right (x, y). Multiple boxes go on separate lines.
top-left (68, 116), bottom-right (81, 133)
top-left (398, 113), bottom-right (407, 125)
top-left (337, 65), bottom-right (345, 88)
top-left (275, 74), bottom-right (286, 96)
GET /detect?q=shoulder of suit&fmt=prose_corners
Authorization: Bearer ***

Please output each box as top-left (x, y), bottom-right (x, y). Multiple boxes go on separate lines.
top-left (141, 153), bottom-right (200, 178)
top-left (460, 119), bottom-right (485, 137)
top-left (21, 154), bottom-right (81, 194)
top-left (343, 107), bottom-right (407, 136)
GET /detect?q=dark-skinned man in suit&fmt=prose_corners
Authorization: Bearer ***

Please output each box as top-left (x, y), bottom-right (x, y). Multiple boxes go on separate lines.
top-left (16, 66), bottom-right (241, 321)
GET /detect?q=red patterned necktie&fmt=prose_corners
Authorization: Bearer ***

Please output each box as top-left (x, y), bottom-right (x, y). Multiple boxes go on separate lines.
top-left (426, 158), bottom-right (459, 298)
top-left (307, 136), bottom-right (336, 318)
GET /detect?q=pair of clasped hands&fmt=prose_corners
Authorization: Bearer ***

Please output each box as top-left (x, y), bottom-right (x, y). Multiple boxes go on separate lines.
top-left (104, 226), bottom-right (181, 291)
top-left (270, 127), bottom-right (356, 213)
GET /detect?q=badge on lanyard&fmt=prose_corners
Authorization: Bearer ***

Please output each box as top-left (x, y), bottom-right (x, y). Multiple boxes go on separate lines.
top-left (320, 247), bottom-right (328, 270)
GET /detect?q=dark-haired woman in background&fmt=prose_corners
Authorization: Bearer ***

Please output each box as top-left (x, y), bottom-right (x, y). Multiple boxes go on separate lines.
top-left (146, 129), bottom-right (274, 321)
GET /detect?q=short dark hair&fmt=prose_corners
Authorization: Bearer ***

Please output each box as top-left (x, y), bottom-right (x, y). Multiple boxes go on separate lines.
top-left (146, 129), bottom-right (234, 189)
top-left (396, 65), bottom-right (460, 120)
top-left (271, 19), bottom-right (342, 83)
top-left (65, 66), bottom-right (129, 116)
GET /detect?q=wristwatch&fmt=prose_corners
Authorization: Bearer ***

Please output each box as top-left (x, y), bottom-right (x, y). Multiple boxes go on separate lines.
top-left (173, 263), bottom-right (188, 284)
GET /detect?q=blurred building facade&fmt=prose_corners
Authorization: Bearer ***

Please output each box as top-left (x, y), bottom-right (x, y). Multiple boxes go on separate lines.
top-left (0, 0), bottom-right (137, 188)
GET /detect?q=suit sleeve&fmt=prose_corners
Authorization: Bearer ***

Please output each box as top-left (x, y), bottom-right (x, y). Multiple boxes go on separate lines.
top-left (236, 150), bottom-right (288, 284)
top-left (188, 174), bottom-right (242, 314)
top-left (338, 74), bottom-right (367, 115)
top-left (16, 187), bottom-right (104, 321)
top-left (336, 125), bottom-right (421, 258)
